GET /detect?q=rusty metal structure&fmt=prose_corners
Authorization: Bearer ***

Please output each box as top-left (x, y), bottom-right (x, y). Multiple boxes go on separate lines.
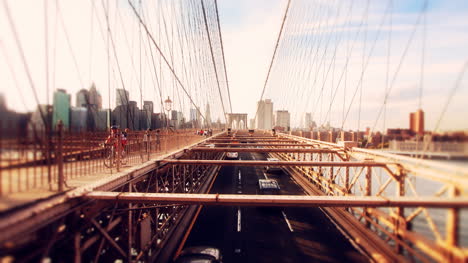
top-left (0, 128), bottom-right (206, 195)
top-left (0, 130), bottom-right (467, 262)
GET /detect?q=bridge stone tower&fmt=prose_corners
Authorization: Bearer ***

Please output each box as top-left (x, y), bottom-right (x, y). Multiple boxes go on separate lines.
top-left (227, 113), bottom-right (248, 130)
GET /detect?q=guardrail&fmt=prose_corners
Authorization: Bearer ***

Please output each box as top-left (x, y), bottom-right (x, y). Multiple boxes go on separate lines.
top-left (0, 127), bottom-right (217, 196)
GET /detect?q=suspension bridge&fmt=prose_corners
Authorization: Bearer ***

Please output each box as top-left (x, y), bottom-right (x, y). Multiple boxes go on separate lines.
top-left (1, 0), bottom-right (467, 262)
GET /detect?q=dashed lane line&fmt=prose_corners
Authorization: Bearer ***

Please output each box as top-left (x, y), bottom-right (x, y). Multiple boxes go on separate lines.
top-left (281, 210), bottom-right (294, 232)
top-left (237, 207), bottom-right (242, 232)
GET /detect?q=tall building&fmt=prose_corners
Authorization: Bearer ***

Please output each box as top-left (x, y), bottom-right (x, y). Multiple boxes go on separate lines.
top-left (0, 93), bottom-right (6, 111)
top-left (143, 101), bottom-right (154, 113)
top-left (76, 89), bottom-right (89, 108)
top-left (53, 89), bottom-right (71, 130)
top-left (116, 89), bottom-right (130, 107)
top-left (177, 111), bottom-right (184, 128)
top-left (94, 109), bottom-right (109, 131)
top-left (303, 112), bottom-right (313, 130)
top-left (30, 105), bottom-right (52, 131)
top-left (204, 103), bottom-right (212, 128)
top-left (112, 105), bottom-right (129, 129)
top-left (70, 107), bottom-right (87, 132)
top-left (410, 109), bottom-right (424, 135)
top-left (190, 108), bottom-right (200, 128)
top-left (128, 101), bottom-right (140, 130)
top-left (88, 83), bottom-right (102, 109)
top-left (190, 108), bottom-right (198, 122)
top-left (255, 99), bottom-right (273, 130)
top-left (141, 101), bottom-right (154, 129)
top-left (275, 110), bottom-right (290, 130)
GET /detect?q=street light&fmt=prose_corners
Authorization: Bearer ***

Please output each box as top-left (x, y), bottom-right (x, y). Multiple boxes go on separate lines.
top-left (164, 96), bottom-right (172, 128)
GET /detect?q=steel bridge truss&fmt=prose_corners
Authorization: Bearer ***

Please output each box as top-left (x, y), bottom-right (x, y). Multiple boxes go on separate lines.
top-left (1, 131), bottom-right (467, 263)
top-left (0, 147), bottom-right (224, 262)
top-left (89, 132), bottom-right (468, 262)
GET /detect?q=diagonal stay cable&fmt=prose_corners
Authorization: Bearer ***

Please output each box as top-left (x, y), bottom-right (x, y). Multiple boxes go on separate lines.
top-left (127, 0), bottom-right (207, 124)
top-left (214, 0), bottom-right (232, 114)
top-left (357, 1), bottom-right (428, 134)
top-left (2, 1), bottom-right (47, 126)
top-left (433, 60), bottom-right (468, 132)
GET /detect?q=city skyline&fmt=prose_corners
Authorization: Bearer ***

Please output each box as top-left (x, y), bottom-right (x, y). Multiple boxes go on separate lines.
top-left (1, 1), bottom-right (468, 132)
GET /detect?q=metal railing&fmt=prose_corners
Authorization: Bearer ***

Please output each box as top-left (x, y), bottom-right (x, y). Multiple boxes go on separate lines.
top-left (0, 126), bottom-right (216, 196)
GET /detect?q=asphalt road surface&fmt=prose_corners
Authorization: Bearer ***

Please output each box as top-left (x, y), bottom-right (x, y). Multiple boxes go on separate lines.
top-left (181, 152), bottom-right (368, 263)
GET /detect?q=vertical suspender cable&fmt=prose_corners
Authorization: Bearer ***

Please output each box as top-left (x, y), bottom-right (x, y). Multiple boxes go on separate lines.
top-left (200, 0), bottom-right (227, 124)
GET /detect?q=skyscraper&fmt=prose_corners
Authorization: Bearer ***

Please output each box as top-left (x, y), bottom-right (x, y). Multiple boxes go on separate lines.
top-left (255, 99), bottom-right (273, 130)
top-left (205, 103), bottom-right (212, 128)
top-left (275, 110), bottom-right (290, 130)
top-left (116, 89), bottom-right (130, 107)
top-left (190, 108), bottom-right (200, 128)
top-left (141, 101), bottom-right (154, 129)
top-left (88, 83), bottom-right (102, 109)
top-left (303, 112), bottom-right (312, 130)
top-left (143, 101), bottom-right (154, 113)
top-left (53, 89), bottom-right (71, 129)
top-left (0, 93), bottom-right (6, 111)
top-left (410, 109), bottom-right (424, 135)
top-left (76, 89), bottom-right (89, 108)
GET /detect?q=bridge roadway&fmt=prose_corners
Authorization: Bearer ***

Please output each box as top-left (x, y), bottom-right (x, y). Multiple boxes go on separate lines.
top-left (180, 151), bottom-right (368, 263)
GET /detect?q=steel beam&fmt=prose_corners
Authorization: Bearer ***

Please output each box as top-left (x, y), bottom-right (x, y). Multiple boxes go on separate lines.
top-left (200, 143), bottom-right (316, 147)
top-left (207, 139), bottom-right (295, 142)
top-left (190, 147), bottom-right (337, 153)
top-left (87, 192), bottom-right (468, 208)
top-left (161, 159), bottom-right (388, 167)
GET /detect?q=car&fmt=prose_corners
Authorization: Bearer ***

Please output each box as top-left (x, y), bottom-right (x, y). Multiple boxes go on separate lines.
top-left (175, 246), bottom-right (223, 263)
top-left (226, 152), bottom-right (239, 159)
top-left (265, 157), bottom-right (282, 173)
top-left (258, 179), bottom-right (281, 195)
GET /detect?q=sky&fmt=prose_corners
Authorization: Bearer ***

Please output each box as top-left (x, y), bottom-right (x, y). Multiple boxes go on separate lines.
top-left (1, 0), bottom-right (467, 132)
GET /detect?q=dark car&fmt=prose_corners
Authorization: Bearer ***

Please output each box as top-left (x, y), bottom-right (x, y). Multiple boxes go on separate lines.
top-left (175, 246), bottom-right (223, 263)
top-left (264, 157), bottom-right (282, 174)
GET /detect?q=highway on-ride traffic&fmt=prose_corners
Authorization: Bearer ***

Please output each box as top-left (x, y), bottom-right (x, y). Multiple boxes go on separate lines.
top-left (180, 152), bottom-right (369, 263)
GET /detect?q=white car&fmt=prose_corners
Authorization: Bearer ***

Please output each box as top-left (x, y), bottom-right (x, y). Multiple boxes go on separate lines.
top-left (226, 152), bottom-right (239, 159)
top-left (176, 246), bottom-right (223, 263)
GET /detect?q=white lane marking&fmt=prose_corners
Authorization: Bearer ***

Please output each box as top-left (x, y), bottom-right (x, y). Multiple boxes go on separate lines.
top-left (238, 170), bottom-right (242, 184)
top-left (252, 155), bottom-right (256, 160)
top-left (239, 157), bottom-right (242, 161)
top-left (237, 207), bottom-right (242, 232)
top-left (281, 211), bottom-right (294, 232)
top-left (262, 172), bottom-right (269, 179)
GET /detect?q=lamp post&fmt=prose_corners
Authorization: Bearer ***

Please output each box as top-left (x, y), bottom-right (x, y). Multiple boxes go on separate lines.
top-left (164, 96), bottom-right (172, 129)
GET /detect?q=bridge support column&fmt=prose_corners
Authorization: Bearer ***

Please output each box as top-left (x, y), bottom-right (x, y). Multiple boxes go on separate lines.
top-left (57, 121), bottom-right (64, 192)
top-left (446, 186), bottom-right (460, 247)
top-left (365, 166), bottom-right (372, 227)
top-left (128, 182), bottom-right (133, 262)
top-left (74, 231), bottom-right (81, 263)
top-left (395, 171), bottom-right (406, 254)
